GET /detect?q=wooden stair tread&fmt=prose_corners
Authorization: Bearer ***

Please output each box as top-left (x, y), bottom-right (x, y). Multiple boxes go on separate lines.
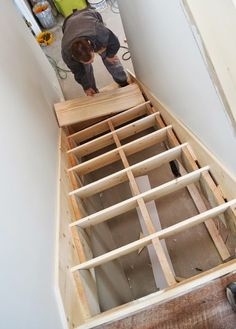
top-left (54, 83), bottom-right (145, 127)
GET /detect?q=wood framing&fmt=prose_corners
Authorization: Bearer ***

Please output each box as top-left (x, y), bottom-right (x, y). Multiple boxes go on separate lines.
top-left (71, 200), bottom-right (236, 271)
top-left (54, 84), bottom-right (145, 126)
top-left (57, 130), bottom-right (100, 329)
top-left (68, 126), bottom-right (172, 175)
top-left (84, 271), bottom-right (236, 329)
top-left (107, 119), bottom-right (176, 285)
top-left (67, 113), bottom-right (159, 157)
top-left (147, 104), bottom-right (231, 261)
top-left (128, 71), bottom-right (236, 201)
top-left (70, 167), bottom-right (210, 228)
top-left (67, 101), bottom-right (150, 143)
top-left (69, 144), bottom-right (187, 198)
top-left (56, 73), bottom-right (236, 329)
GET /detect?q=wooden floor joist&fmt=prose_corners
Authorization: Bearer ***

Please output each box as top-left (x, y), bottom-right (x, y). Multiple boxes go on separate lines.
top-left (108, 119), bottom-right (176, 286)
top-left (78, 261), bottom-right (236, 329)
top-left (67, 112), bottom-right (159, 157)
top-left (69, 144), bottom-right (187, 198)
top-left (148, 106), bottom-right (231, 261)
top-left (68, 126), bottom-right (172, 175)
top-left (70, 167), bottom-right (209, 228)
top-left (71, 200), bottom-right (236, 271)
top-left (67, 101), bottom-right (150, 143)
top-left (177, 162), bottom-right (230, 260)
top-left (57, 76), bottom-right (236, 329)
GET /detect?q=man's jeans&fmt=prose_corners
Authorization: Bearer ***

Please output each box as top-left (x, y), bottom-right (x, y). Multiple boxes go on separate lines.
top-left (84, 52), bottom-right (127, 91)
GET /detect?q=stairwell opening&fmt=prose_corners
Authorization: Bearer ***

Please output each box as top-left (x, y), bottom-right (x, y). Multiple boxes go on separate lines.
top-left (57, 83), bottom-right (236, 328)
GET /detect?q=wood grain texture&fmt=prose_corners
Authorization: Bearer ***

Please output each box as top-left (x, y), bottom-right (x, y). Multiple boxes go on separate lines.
top-left (67, 113), bottom-right (158, 157)
top-left (69, 145), bottom-right (186, 198)
top-left (54, 84), bottom-right (145, 126)
top-left (108, 120), bottom-right (176, 286)
top-left (67, 102), bottom-right (149, 143)
top-left (58, 130), bottom-right (100, 328)
top-left (70, 167), bottom-right (210, 228)
top-left (71, 200), bottom-right (236, 271)
top-left (92, 272), bottom-right (236, 329)
top-left (128, 71), bottom-right (236, 201)
top-left (149, 108), bottom-right (230, 261)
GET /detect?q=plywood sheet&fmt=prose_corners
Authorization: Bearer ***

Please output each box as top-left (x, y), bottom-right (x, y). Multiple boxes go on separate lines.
top-left (54, 84), bottom-right (145, 127)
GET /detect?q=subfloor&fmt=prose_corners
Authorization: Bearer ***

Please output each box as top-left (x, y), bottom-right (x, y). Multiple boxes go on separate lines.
top-left (42, 4), bottom-right (134, 100)
top-left (80, 127), bottom-right (235, 311)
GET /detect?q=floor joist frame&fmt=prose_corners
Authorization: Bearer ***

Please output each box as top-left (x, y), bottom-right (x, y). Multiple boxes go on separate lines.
top-left (57, 77), bottom-right (236, 329)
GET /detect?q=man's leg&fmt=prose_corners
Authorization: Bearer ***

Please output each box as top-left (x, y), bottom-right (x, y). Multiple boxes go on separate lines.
top-left (101, 53), bottom-right (128, 87)
top-left (84, 63), bottom-right (99, 92)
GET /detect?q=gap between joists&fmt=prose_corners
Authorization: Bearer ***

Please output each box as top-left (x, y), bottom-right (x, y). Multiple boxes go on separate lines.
top-left (147, 104), bottom-right (231, 261)
top-left (67, 112), bottom-right (160, 157)
top-left (107, 119), bottom-right (176, 286)
top-left (67, 101), bottom-right (150, 143)
top-left (71, 200), bottom-right (236, 271)
top-left (69, 144), bottom-right (188, 198)
top-left (70, 167), bottom-right (209, 228)
top-left (63, 88), bottom-right (236, 325)
top-left (68, 125), bottom-right (172, 175)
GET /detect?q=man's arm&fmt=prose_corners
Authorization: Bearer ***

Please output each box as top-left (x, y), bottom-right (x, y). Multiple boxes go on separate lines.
top-left (105, 30), bottom-right (120, 58)
top-left (96, 24), bottom-right (120, 58)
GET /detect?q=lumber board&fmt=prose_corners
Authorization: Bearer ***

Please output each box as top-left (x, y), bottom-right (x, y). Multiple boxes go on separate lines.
top-left (67, 102), bottom-right (150, 143)
top-left (77, 259), bottom-right (236, 329)
top-left (55, 84), bottom-right (145, 126)
top-left (71, 200), bottom-right (236, 271)
top-left (136, 176), bottom-right (176, 289)
top-left (70, 167), bottom-right (209, 228)
top-left (68, 126), bottom-right (172, 175)
top-left (57, 130), bottom-right (100, 328)
top-left (177, 162), bottom-right (230, 261)
top-left (151, 110), bottom-right (230, 261)
top-left (67, 113), bottom-right (158, 157)
top-left (128, 71), bottom-right (236, 201)
top-left (88, 271), bottom-right (236, 329)
top-left (200, 171), bottom-right (236, 234)
top-left (108, 120), bottom-right (176, 286)
top-left (69, 144), bottom-right (187, 198)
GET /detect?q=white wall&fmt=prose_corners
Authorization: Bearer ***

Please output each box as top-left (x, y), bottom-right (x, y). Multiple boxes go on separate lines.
top-left (185, 0), bottom-right (236, 128)
top-left (13, 0), bottom-right (41, 35)
top-left (118, 0), bottom-right (236, 176)
top-left (0, 1), bottom-right (64, 328)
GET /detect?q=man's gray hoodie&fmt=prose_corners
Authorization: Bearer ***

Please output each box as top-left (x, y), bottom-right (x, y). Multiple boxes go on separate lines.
top-left (61, 9), bottom-right (120, 90)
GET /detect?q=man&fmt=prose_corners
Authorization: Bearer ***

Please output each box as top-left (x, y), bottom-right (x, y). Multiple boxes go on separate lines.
top-left (61, 8), bottom-right (128, 96)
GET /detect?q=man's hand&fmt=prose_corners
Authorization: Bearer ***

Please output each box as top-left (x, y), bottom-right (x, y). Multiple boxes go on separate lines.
top-left (106, 55), bottom-right (119, 64)
top-left (85, 88), bottom-right (96, 96)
